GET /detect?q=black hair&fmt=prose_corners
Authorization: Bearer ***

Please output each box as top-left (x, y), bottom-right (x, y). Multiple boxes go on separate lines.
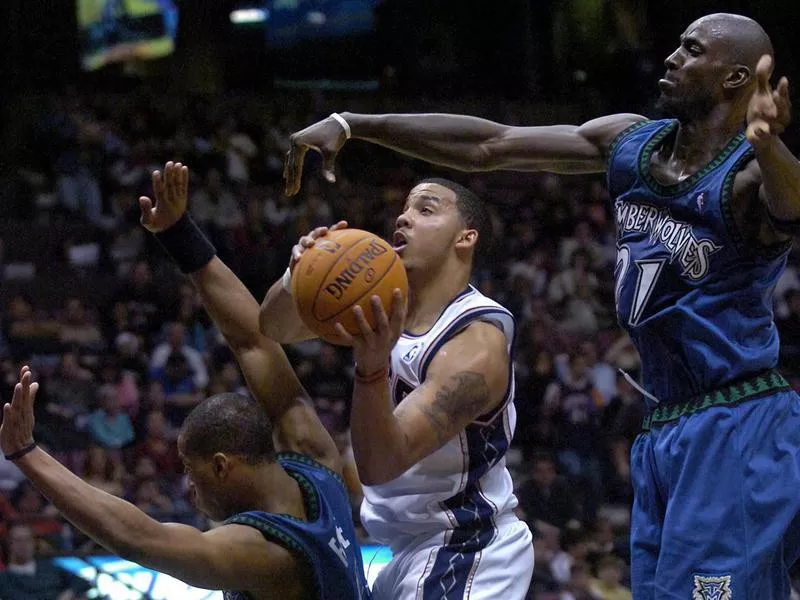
top-left (181, 393), bottom-right (275, 465)
top-left (419, 178), bottom-right (492, 262)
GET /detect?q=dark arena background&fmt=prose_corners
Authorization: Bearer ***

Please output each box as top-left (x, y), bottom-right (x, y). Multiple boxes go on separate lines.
top-left (0, 0), bottom-right (799, 598)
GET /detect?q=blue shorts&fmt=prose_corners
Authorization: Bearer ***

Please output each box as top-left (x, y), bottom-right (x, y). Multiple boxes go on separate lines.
top-left (631, 382), bottom-right (800, 599)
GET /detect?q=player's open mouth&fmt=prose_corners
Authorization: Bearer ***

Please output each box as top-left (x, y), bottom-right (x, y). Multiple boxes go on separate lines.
top-left (392, 231), bottom-right (408, 253)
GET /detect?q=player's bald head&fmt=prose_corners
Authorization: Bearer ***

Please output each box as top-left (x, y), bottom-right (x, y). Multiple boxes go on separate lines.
top-left (687, 13), bottom-right (773, 71)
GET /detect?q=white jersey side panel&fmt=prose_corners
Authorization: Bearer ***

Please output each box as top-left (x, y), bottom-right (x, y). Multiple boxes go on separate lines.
top-left (360, 286), bottom-right (519, 549)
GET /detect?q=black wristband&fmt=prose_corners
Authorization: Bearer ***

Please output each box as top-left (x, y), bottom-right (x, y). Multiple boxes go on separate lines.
top-left (153, 213), bottom-right (216, 274)
top-left (5, 442), bottom-right (37, 461)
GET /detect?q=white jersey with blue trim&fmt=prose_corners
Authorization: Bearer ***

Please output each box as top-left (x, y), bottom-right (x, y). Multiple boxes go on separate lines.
top-left (360, 285), bottom-right (519, 550)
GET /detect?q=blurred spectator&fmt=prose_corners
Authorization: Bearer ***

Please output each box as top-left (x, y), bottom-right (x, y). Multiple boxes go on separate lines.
top-left (190, 167), bottom-right (244, 232)
top-left (552, 528), bottom-right (591, 585)
top-left (562, 561), bottom-right (602, 600)
top-left (300, 345), bottom-right (351, 434)
top-left (58, 297), bottom-right (103, 352)
top-left (590, 556), bottom-right (632, 600)
top-left (9, 482), bottom-right (62, 541)
top-left (87, 385), bottom-right (135, 450)
top-left (132, 477), bottom-right (174, 519)
top-left (150, 322), bottom-right (209, 390)
top-left (130, 410), bottom-right (182, 477)
top-left (3, 294), bottom-right (62, 359)
top-left (151, 352), bottom-right (203, 429)
top-left (0, 523), bottom-right (90, 600)
top-left (82, 445), bottom-right (125, 497)
top-left (549, 250), bottom-right (599, 311)
top-left (559, 221), bottom-right (608, 271)
top-left (38, 354), bottom-right (95, 471)
top-left (518, 454), bottom-right (581, 530)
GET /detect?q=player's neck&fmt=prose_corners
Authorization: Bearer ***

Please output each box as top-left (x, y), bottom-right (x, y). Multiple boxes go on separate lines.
top-left (241, 463), bottom-right (307, 520)
top-left (405, 264), bottom-right (471, 334)
top-left (670, 106), bottom-right (746, 166)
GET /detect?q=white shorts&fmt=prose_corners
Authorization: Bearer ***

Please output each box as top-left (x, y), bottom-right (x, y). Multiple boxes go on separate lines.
top-left (368, 515), bottom-right (534, 600)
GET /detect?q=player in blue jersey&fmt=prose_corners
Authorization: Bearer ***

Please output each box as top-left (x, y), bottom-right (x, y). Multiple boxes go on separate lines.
top-left (0, 162), bottom-right (372, 600)
top-left (283, 12), bottom-right (800, 599)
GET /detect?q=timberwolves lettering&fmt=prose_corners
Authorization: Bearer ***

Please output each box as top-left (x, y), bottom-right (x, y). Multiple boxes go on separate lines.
top-left (324, 240), bottom-right (388, 300)
top-left (615, 200), bottom-right (721, 280)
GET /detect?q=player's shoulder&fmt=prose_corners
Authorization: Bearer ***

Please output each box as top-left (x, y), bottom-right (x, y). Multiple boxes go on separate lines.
top-left (204, 520), bottom-right (299, 568)
top-left (577, 113), bottom-right (650, 153)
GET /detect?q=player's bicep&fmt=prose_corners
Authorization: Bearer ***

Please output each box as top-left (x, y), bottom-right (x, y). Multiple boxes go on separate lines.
top-left (126, 523), bottom-right (295, 592)
top-left (394, 322), bottom-right (509, 463)
top-left (484, 113), bottom-right (646, 173)
top-left (236, 343), bottom-right (341, 475)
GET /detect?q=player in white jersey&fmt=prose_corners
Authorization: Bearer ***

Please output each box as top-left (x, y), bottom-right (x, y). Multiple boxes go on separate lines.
top-left (260, 178), bottom-right (534, 599)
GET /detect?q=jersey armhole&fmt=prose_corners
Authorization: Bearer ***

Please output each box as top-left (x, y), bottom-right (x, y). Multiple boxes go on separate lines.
top-left (720, 150), bottom-right (793, 259)
top-left (605, 120), bottom-right (652, 180)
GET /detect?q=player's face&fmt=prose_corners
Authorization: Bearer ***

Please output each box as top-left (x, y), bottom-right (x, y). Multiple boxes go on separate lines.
top-left (657, 18), bottom-right (733, 120)
top-left (392, 183), bottom-right (466, 273)
top-left (178, 440), bottom-right (228, 522)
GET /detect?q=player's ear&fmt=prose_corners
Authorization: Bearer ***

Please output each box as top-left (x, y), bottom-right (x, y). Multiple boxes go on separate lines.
top-left (212, 453), bottom-right (231, 478)
top-left (724, 65), bottom-right (751, 90)
top-left (455, 229), bottom-right (479, 253)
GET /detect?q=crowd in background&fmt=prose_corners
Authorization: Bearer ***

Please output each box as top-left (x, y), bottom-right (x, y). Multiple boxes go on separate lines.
top-left (0, 86), bottom-right (799, 599)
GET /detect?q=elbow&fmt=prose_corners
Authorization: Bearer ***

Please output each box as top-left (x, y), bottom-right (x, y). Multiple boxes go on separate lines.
top-left (464, 144), bottom-right (495, 172)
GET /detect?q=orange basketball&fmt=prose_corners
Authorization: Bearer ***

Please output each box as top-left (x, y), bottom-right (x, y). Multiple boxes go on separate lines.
top-left (291, 229), bottom-right (408, 345)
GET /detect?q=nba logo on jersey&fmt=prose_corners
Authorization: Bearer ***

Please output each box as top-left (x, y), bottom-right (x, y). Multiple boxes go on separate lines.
top-left (402, 344), bottom-right (420, 362)
top-left (696, 192), bottom-right (706, 211)
top-left (692, 574), bottom-right (732, 600)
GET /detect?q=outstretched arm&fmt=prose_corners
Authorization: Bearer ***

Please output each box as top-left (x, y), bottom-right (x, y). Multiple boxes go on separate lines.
top-left (0, 369), bottom-right (296, 594)
top-left (284, 112), bottom-right (646, 194)
top-left (140, 162), bottom-right (340, 473)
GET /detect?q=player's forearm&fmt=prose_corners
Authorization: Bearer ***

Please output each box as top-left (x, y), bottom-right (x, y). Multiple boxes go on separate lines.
top-left (15, 447), bottom-right (163, 559)
top-left (190, 257), bottom-right (263, 351)
top-left (350, 375), bottom-right (411, 486)
top-left (755, 138), bottom-right (800, 221)
top-left (343, 112), bottom-right (506, 172)
top-left (259, 278), bottom-right (317, 343)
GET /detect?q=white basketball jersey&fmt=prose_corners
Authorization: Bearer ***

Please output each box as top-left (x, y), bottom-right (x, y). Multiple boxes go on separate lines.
top-left (360, 285), bottom-right (520, 550)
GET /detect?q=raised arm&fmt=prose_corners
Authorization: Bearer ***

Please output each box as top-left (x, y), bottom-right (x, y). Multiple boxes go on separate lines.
top-left (0, 369), bottom-right (297, 595)
top-left (334, 294), bottom-right (509, 485)
top-left (284, 112), bottom-right (647, 195)
top-left (140, 162), bottom-right (340, 473)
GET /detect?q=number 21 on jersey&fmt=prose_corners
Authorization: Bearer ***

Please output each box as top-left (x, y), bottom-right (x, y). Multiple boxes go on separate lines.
top-left (615, 244), bottom-right (666, 327)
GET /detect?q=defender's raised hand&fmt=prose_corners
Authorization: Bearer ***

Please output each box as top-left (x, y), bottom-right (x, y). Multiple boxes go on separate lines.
top-left (139, 161), bottom-right (190, 233)
top-left (284, 115), bottom-right (350, 197)
top-left (747, 55), bottom-right (792, 147)
top-left (0, 366), bottom-right (39, 459)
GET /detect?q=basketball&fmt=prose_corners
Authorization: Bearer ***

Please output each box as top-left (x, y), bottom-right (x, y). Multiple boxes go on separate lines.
top-left (291, 229), bottom-right (408, 345)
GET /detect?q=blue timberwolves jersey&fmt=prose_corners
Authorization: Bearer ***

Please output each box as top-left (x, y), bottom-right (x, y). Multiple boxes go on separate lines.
top-left (222, 453), bottom-right (372, 600)
top-left (607, 119), bottom-right (790, 402)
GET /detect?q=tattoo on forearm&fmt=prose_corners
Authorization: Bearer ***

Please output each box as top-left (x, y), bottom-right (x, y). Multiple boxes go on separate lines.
top-left (420, 371), bottom-right (490, 443)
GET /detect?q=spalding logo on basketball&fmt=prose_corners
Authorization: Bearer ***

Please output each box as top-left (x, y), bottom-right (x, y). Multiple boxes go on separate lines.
top-left (292, 229), bottom-right (409, 345)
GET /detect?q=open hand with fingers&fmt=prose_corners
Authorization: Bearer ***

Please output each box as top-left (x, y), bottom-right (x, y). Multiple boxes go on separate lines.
top-left (139, 161), bottom-right (190, 233)
top-left (0, 366), bottom-right (39, 460)
top-left (747, 54), bottom-right (792, 147)
top-left (335, 290), bottom-right (406, 378)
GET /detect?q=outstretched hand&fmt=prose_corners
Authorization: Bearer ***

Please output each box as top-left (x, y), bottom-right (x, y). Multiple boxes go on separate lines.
top-left (284, 116), bottom-right (349, 197)
top-left (0, 366), bottom-right (39, 458)
top-left (139, 161), bottom-right (190, 233)
top-left (334, 290), bottom-right (406, 376)
top-left (746, 54), bottom-right (792, 147)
